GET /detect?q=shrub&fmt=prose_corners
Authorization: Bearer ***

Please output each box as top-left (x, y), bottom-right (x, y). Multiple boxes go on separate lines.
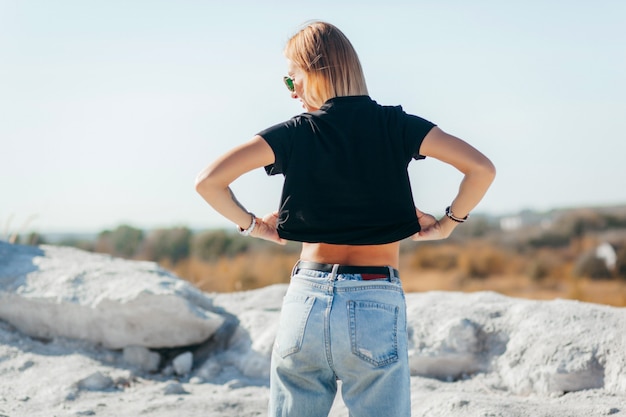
top-left (573, 252), bottom-right (611, 280)
top-left (528, 232), bottom-right (570, 248)
top-left (191, 230), bottom-right (250, 261)
top-left (96, 225), bottom-right (144, 258)
top-left (615, 245), bottom-right (626, 281)
top-left (410, 244), bottom-right (458, 270)
top-left (457, 246), bottom-right (509, 279)
top-left (527, 259), bottom-right (550, 282)
top-left (142, 227), bottom-right (192, 263)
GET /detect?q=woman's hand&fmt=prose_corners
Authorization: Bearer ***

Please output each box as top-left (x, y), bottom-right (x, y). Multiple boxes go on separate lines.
top-left (411, 207), bottom-right (456, 242)
top-left (250, 212), bottom-right (286, 245)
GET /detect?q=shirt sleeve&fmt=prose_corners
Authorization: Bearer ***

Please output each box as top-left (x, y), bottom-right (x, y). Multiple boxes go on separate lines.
top-left (256, 118), bottom-right (297, 176)
top-left (399, 107), bottom-right (436, 160)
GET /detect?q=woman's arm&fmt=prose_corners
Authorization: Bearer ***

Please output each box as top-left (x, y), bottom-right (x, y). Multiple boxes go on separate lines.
top-left (194, 135), bottom-right (285, 244)
top-left (412, 127), bottom-right (496, 241)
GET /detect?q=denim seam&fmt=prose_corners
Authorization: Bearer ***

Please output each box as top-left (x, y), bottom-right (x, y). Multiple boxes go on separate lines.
top-left (324, 293), bottom-right (337, 374)
top-left (275, 295), bottom-right (316, 358)
top-left (337, 285), bottom-right (403, 293)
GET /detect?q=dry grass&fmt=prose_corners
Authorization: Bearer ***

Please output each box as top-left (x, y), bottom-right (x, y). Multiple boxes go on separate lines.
top-left (400, 245), bottom-right (626, 306)
top-left (399, 269), bottom-right (626, 307)
top-left (160, 243), bottom-right (626, 307)
top-left (165, 252), bottom-right (300, 293)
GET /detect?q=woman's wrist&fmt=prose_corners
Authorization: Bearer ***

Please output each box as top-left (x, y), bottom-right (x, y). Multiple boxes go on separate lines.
top-left (237, 213), bottom-right (257, 236)
top-left (439, 215), bottom-right (459, 237)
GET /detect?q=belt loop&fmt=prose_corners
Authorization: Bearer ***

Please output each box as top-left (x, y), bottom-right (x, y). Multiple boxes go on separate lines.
top-left (330, 263), bottom-right (340, 281)
top-left (387, 266), bottom-right (395, 281)
top-left (292, 261), bottom-right (300, 277)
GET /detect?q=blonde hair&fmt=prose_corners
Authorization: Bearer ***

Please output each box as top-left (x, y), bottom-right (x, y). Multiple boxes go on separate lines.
top-left (285, 21), bottom-right (368, 108)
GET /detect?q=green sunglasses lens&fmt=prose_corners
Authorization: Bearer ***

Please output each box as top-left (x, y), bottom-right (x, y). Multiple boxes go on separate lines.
top-left (283, 76), bottom-right (294, 92)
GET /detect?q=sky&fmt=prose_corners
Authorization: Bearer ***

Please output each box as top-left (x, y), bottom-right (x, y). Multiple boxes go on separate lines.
top-left (1, 0), bottom-right (625, 234)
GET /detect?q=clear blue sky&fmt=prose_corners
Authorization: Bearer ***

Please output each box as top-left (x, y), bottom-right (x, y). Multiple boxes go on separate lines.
top-left (1, 1), bottom-right (625, 234)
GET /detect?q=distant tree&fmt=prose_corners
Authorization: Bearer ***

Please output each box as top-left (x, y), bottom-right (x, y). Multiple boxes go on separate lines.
top-left (95, 225), bottom-right (144, 258)
top-left (555, 210), bottom-right (606, 238)
top-left (95, 230), bottom-right (114, 254)
top-left (26, 232), bottom-right (46, 246)
top-left (143, 227), bottom-right (192, 264)
top-left (573, 252), bottom-right (611, 280)
top-left (191, 230), bottom-right (249, 261)
top-left (57, 237), bottom-right (95, 252)
top-left (604, 214), bottom-right (626, 229)
top-left (528, 232), bottom-right (570, 248)
top-left (616, 245), bottom-right (626, 281)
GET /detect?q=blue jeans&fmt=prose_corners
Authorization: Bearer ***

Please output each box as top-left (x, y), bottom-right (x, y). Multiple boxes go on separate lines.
top-left (269, 263), bottom-right (411, 417)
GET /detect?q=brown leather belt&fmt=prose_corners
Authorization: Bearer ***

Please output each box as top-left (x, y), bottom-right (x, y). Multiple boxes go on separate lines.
top-left (296, 261), bottom-right (398, 280)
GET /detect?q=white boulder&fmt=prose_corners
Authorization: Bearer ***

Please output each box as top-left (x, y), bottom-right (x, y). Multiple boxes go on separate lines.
top-left (0, 242), bottom-right (225, 349)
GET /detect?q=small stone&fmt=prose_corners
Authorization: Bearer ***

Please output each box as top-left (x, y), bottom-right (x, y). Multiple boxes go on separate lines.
top-left (173, 352), bottom-right (193, 376)
top-left (65, 389), bottom-right (78, 401)
top-left (189, 376), bottom-right (204, 384)
top-left (18, 360), bottom-right (35, 371)
top-left (123, 346), bottom-right (161, 372)
top-left (226, 379), bottom-right (246, 389)
top-left (197, 361), bottom-right (221, 380)
top-left (164, 382), bottom-right (189, 395)
top-left (161, 365), bottom-right (174, 376)
top-left (77, 372), bottom-right (114, 391)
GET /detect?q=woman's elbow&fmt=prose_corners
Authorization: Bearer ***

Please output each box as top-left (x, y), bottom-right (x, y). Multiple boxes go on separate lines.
top-left (484, 156), bottom-right (496, 175)
top-left (479, 157), bottom-right (496, 184)
top-left (194, 168), bottom-right (218, 196)
top-left (465, 155), bottom-right (496, 185)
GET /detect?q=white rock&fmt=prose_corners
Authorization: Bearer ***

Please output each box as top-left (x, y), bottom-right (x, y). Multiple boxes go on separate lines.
top-left (173, 351), bottom-right (193, 375)
top-left (0, 242), bottom-right (225, 349)
top-left (77, 371), bottom-right (114, 391)
top-left (213, 285), bottom-right (285, 380)
top-left (163, 382), bottom-right (188, 395)
top-left (405, 291), bottom-right (626, 395)
top-left (196, 360), bottom-right (222, 380)
top-left (161, 365), bottom-right (174, 376)
top-left (123, 346), bottom-right (161, 372)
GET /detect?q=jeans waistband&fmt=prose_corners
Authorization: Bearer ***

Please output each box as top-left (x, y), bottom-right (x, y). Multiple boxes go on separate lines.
top-left (295, 261), bottom-right (399, 280)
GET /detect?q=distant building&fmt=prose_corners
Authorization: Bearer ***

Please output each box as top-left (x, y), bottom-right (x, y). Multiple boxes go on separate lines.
top-left (596, 242), bottom-right (617, 271)
top-left (499, 210), bottom-right (554, 231)
top-left (500, 216), bottom-right (522, 231)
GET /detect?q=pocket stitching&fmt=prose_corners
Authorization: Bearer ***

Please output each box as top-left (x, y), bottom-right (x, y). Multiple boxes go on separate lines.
top-left (348, 300), bottom-right (399, 367)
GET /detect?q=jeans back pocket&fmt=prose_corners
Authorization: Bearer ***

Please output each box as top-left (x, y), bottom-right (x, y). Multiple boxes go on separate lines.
top-left (348, 300), bottom-right (399, 367)
top-left (274, 294), bottom-right (315, 358)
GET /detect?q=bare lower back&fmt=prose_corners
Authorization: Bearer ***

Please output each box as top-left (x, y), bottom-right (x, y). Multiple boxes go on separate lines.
top-left (300, 241), bottom-right (401, 269)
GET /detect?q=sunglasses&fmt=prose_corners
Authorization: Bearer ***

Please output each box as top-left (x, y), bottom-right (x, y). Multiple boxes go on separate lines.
top-left (283, 76), bottom-right (295, 92)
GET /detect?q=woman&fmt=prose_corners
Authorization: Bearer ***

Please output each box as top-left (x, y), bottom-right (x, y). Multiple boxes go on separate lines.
top-left (196, 21), bottom-right (495, 417)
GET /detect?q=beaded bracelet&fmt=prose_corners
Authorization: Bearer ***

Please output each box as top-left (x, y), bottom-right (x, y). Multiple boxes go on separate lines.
top-left (445, 206), bottom-right (469, 223)
top-left (238, 213), bottom-right (257, 236)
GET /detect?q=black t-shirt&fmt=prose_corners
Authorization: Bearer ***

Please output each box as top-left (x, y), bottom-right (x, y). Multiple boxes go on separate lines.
top-left (258, 95), bottom-right (436, 245)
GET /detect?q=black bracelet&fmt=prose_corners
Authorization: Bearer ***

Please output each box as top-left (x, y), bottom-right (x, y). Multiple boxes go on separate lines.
top-left (445, 206), bottom-right (469, 223)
